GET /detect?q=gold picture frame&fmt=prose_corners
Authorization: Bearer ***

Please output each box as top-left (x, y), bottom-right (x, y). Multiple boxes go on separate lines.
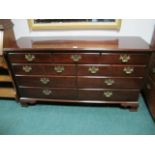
top-left (28, 19), bottom-right (121, 30)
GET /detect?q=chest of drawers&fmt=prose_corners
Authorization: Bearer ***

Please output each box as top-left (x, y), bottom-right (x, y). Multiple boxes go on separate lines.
top-left (4, 37), bottom-right (153, 111)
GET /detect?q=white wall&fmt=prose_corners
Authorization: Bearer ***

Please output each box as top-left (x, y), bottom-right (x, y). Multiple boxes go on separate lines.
top-left (12, 19), bottom-right (155, 44)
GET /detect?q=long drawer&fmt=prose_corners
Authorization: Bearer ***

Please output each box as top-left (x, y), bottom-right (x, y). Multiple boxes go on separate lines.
top-left (77, 65), bottom-right (146, 77)
top-left (15, 76), bottom-right (143, 90)
top-left (78, 89), bottom-right (139, 101)
top-left (8, 53), bottom-right (100, 63)
top-left (11, 64), bottom-right (146, 77)
top-left (8, 52), bottom-right (149, 64)
top-left (19, 87), bottom-right (77, 99)
top-left (78, 77), bottom-right (144, 89)
top-left (19, 87), bottom-right (139, 102)
top-left (16, 76), bottom-right (76, 88)
top-left (12, 64), bottom-right (76, 76)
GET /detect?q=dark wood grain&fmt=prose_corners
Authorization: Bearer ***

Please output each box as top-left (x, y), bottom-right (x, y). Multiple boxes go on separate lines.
top-left (8, 53), bottom-right (52, 63)
top-left (78, 89), bottom-right (139, 101)
top-left (78, 77), bottom-right (144, 89)
top-left (77, 65), bottom-right (146, 77)
top-left (12, 64), bottom-right (76, 76)
top-left (8, 52), bottom-right (150, 64)
top-left (10, 36), bottom-right (150, 51)
top-left (16, 76), bottom-right (76, 88)
top-left (100, 53), bottom-right (149, 65)
top-left (19, 87), bottom-right (77, 100)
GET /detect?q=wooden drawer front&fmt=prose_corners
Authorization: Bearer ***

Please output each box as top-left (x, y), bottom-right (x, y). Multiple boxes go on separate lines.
top-left (16, 76), bottom-right (76, 88)
top-left (8, 53), bottom-right (100, 63)
top-left (78, 77), bottom-right (144, 89)
top-left (7, 53), bottom-right (149, 65)
top-left (51, 53), bottom-right (100, 63)
top-left (8, 53), bottom-right (52, 63)
top-left (77, 65), bottom-right (146, 77)
top-left (101, 53), bottom-right (149, 64)
top-left (19, 88), bottom-right (77, 99)
top-left (150, 74), bottom-right (155, 81)
top-left (12, 64), bottom-right (76, 76)
top-left (78, 89), bottom-right (139, 101)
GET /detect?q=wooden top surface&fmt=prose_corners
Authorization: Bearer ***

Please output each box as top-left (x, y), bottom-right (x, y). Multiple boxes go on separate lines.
top-left (4, 36), bottom-right (152, 51)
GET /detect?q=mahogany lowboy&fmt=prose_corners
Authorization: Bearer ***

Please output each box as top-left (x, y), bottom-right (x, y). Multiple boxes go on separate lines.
top-left (4, 37), bottom-right (153, 111)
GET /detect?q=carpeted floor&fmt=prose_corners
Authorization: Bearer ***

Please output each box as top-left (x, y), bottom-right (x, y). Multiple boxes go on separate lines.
top-left (0, 95), bottom-right (155, 135)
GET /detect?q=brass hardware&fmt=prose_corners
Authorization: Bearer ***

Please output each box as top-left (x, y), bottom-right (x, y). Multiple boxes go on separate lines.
top-left (22, 66), bottom-right (32, 73)
top-left (147, 84), bottom-right (151, 90)
top-left (54, 65), bottom-right (64, 73)
top-left (88, 66), bottom-right (99, 74)
top-left (123, 66), bottom-right (134, 74)
top-left (103, 91), bottom-right (113, 98)
top-left (152, 68), bottom-right (155, 74)
top-left (104, 79), bottom-right (115, 86)
top-left (120, 54), bottom-right (130, 63)
top-left (42, 89), bottom-right (52, 95)
top-left (25, 54), bottom-right (35, 62)
top-left (40, 77), bottom-right (50, 84)
top-left (71, 55), bottom-right (82, 62)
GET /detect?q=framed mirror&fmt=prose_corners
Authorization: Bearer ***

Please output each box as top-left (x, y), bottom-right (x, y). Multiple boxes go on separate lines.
top-left (28, 19), bottom-right (121, 30)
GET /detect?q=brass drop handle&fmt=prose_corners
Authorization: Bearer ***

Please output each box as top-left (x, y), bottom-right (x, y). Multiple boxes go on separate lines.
top-left (152, 68), bottom-right (155, 74)
top-left (88, 66), bottom-right (99, 74)
top-left (40, 77), bottom-right (50, 85)
top-left (123, 66), bottom-right (134, 74)
top-left (120, 54), bottom-right (130, 63)
top-left (103, 91), bottom-right (113, 98)
top-left (25, 54), bottom-right (35, 62)
top-left (42, 89), bottom-right (52, 95)
top-left (146, 84), bottom-right (151, 90)
top-left (71, 55), bottom-right (82, 62)
top-left (104, 79), bottom-right (115, 86)
top-left (54, 65), bottom-right (64, 73)
top-left (22, 66), bottom-right (32, 73)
